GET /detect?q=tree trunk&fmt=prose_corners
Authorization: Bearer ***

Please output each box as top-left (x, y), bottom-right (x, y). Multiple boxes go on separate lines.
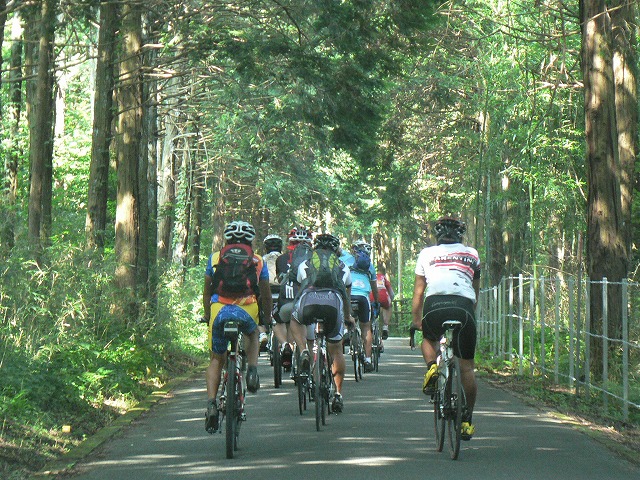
top-left (1, 13), bottom-right (22, 254)
top-left (27, 0), bottom-right (55, 257)
top-left (581, 0), bottom-right (628, 375)
top-left (142, 9), bottom-right (160, 313)
top-left (86, 1), bottom-right (117, 251)
top-left (115, 0), bottom-right (143, 322)
top-left (157, 81), bottom-right (178, 263)
top-left (611, 0), bottom-right (638, 282)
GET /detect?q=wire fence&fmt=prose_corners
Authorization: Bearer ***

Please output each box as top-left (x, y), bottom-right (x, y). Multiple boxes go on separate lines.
top-left (391, 276), bottom-right (640, 422)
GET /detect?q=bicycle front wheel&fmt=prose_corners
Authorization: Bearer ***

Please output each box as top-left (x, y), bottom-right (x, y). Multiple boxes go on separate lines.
top-left (272, 335), bottom-right (282, 388)
top-left (446, 358), bottom-right (463, 460)
top-left (225, 356), bottom-right (237, 459)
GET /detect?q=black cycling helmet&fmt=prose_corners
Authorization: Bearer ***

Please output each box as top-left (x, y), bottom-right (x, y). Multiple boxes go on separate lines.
top-left (287, 226), bottom-right (313, 245)
top-left (434, 217), bottom-right (466, 244)
top-left (314, 233), bottom-right (340, 253)
top-left (223, 220), bottom-right (256, 244)
top-left (263, 234), bottom-right (283, 253)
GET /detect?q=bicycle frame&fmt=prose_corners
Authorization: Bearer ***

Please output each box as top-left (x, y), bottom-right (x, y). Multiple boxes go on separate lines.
top-left (433, 319), bottom-right (466, 460)
top-left (312, 318), bottom-right (335, 431)
top-left (219, 320), bottom-right (246, 459)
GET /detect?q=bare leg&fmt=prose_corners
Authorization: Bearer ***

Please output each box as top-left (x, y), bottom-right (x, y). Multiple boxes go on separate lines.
top-left (244, 329), bottom-right (259, 367)
top-left (361, 322), bottom-right (372, 358)
top-left (459, 358), bottom-right (477, 416)
top-left (206, 352), bottom-right (226, 401)
top-left (328, 342), bottom-right (345, 394)
top-left (421, 337), bottom-right (439, 364)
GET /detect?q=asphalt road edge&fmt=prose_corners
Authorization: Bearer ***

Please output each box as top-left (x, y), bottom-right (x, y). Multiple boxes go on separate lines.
top-left (32, 364), bottom-right (207, 478)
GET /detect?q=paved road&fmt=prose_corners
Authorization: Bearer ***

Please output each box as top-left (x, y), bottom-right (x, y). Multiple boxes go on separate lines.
top-left (67, 338), bottom-right (638, 479)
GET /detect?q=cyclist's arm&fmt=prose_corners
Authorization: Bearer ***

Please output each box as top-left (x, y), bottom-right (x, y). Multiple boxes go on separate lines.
top-left (411, 274), bottom-right (427, 330)
top-left (203, 274), bottom-right (214, 321)
top-left (472, 277), bottom-right (480, 309)
top-left (369, 279), bottom-right (379, 303)
top-left (258, 278), bottom-right (272, 324)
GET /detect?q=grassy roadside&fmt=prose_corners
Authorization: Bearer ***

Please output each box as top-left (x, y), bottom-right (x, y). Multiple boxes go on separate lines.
top-left (0, 253), bottom-right (208, 480)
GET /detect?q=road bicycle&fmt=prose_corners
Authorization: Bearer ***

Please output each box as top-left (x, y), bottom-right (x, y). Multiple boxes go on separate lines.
top-left (218, 319), bottom-right (246, 459)
top-left (292, 347), bottom-right (310, 415)
top-left (370, 309), bottom-right (381, 372)
top-left (432, 319), bottom-right (468, 460)
top-left (312, 318), bottom-right (336, 431)
top-left (267, 290), bottom-right (282, 388)
top-left (348, 300), bottom-right (364, 381)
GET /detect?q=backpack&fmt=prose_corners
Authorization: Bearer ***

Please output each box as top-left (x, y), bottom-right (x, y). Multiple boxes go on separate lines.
top-left (352, 249), bottom-right (371, 272)
top-left (263, 251), bottom-right (280, 286)
top-left (301, 249), bottom-right (347, 301)
top-left (211, 243), bottom-right (259, 298)
top-left (286, 242), bottom-right (313, 283)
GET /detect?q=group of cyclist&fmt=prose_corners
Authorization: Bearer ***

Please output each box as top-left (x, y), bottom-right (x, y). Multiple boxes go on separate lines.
top-left (202, 216), bottom-right (480, 442)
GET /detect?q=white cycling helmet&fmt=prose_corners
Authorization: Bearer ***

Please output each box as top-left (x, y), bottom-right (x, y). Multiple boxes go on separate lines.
top-left (288, 226), bottom-right (313, 245)
top-left (223, 220), bottom-right (256, 243)
top-left (352, 239), bottom-right (372, 254)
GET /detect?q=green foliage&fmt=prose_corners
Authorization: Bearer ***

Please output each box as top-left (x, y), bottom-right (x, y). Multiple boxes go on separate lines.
top-left (0, 248), bottom-right (205, 475)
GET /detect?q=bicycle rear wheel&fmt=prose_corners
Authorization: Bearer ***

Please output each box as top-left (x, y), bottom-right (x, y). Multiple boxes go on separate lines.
top-left (272, 335), bottom-right (282, 388)
top-left (446, 358), bottom-right (463, 460)
top-left (351, 332), bottom-right (360, 382)
top-left (225, 356), bottom-right (237, 459)
top-left (314, 348), bottom-right (324, 431)
top-left (433, 367), bottom-right (446, 452)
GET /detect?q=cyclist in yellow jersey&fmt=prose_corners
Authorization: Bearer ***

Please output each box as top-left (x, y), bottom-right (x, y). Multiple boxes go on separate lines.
top-left (203, 221), bottom-right (272, 433)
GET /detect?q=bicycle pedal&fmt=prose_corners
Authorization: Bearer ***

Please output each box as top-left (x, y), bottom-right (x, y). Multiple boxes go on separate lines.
top-left (239, 413), bottom-right (247, 421)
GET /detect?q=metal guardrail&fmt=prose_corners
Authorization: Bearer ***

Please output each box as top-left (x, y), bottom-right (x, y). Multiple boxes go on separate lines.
top-left (476, 275), bottom-right (640, 421)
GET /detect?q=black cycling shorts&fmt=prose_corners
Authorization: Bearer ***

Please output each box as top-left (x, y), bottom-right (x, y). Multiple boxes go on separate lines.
top-left (422, 295), bottom-right (477, 360)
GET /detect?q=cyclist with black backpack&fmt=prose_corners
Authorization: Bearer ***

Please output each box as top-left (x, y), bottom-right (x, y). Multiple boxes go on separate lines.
top-left (290, 233), bottom-right (352, 412)
top-left (341, 240), bottom-right (379, 373)
top-left (202, 221), bottom-right (272, 433)
top-left (273, 226), bottom-right (314, 367)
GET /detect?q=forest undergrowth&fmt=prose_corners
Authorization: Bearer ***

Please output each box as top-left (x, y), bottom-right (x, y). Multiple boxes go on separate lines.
top-left (0, 249), bottom-right (207, 479)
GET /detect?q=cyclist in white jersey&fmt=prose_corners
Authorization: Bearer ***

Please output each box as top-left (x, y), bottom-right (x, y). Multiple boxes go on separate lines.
top-left (411, 217), bottom-right (480, 441)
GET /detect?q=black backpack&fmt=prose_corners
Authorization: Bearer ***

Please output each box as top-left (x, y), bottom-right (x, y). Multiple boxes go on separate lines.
top-left (301, 248), bottom-right (348, 301)
top-left (278, 242), bottom-right (313, 301)
top-left (287, 242), bottom-right (313, 283)
top-left (211, 243), bottom-right (259, 298)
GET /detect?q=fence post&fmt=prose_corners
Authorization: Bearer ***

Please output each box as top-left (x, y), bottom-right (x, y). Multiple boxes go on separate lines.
top-left (509, 277), bottom-right (514, 361)
top-left (584, 280), bottom-right (591, 396)
top-left (499, 279), bottom-right (504, 359)
top-left (540, 277), bottom-right (546, 374)
top-left (530, 276), bottom-right (535, 376)
top-left (554, 276), bottom-right (560, 384)
top-left (568, 277), bottom-right (575, 389)
top-left (622, 279), bottom-right (629, 421)
top-left (519, 273), bottom-right (524, 376)
top-left (602, 277), bottom-right (609, 413)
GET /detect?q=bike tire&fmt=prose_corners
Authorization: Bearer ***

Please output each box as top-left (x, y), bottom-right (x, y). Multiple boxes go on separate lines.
top-left (225, 356), bottom-right (237, 459)
top-left (297, 374), bottom-right (306, 415)
top-left (351, 330), bottom-right (360, 382)
top-left (321, 351), bottom-right (328, 426)
top-left (433, 365), bottom-right (446, 452)
top-left (314, 348), bottom-right (323, 431)
top-left (272, 335), bottom-right (282, 388)
top-left (446, 358), bottom-right (463, 460)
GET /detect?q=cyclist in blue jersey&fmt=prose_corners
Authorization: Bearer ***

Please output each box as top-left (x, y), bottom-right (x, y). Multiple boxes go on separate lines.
top-left (341, 240), bottom-right (379, 373)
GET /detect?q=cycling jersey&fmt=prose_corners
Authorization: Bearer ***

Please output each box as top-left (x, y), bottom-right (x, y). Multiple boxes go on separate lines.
top-left (340, 251), bottom-right (375, 297)
top-left (414, 243), bottom-right (480, 302)
top-left (205, 251), bottom-right (269, 305)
